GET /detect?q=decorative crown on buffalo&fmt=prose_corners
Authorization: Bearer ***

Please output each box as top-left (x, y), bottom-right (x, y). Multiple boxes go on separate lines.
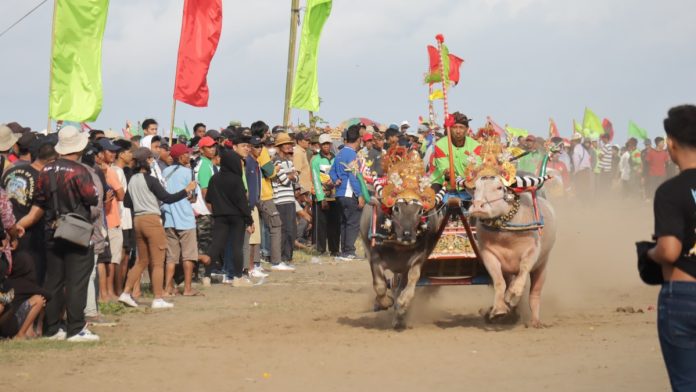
top-left (381, 146), bottom-right (436, 211)
top-left (464, 138), bottom-right (516, 189)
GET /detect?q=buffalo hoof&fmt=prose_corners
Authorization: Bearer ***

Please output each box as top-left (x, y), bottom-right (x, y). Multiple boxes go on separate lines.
top-left (373, 302), bottom-right (389, 312)
top-left (526, 319), bottom-right (550, 329)
top-left (392, 316), bottom-right (407, 331)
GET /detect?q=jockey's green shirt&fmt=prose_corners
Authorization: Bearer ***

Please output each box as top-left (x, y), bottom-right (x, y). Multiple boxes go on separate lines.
top-left (431, 136), bottom-right (482, 189)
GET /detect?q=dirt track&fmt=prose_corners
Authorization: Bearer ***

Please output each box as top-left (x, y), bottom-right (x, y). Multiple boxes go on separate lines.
top-left (0, 200), bottom-right (668, 391)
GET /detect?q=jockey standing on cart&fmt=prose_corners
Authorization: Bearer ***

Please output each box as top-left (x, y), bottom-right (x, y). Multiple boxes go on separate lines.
top-left (430, 112), bottom-right (482, 197)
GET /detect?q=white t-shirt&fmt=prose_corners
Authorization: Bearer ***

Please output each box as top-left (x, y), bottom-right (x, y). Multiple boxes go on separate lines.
top-left (111, 165), bottom-right (133, 230)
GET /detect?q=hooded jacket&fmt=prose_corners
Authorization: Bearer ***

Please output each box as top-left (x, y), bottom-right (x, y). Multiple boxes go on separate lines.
top-left (205, 150), bottom-right (253, 225)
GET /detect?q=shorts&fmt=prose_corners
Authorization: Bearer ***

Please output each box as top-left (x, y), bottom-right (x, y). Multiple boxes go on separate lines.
top-left (122, 229), bottom-right (135, 252)
top-left (196, 215), bottom-right (213, 256)
top-left (108, 227), bottom-right (123, 265)
top-left (250, 207), bottom-right (261, 245)
top-left (166, 228), bottom-right (198, 265)
top-left (14, 299), bottom-right (31, 328)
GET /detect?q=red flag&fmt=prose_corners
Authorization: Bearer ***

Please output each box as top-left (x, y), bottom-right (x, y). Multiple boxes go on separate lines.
top-left (173, 0), bottom-right (223, 107)
top-left (448, 54), bottom-right (464, 85)
top-left (548, 118), bottom-right (559, 138)
top-left (427, 45), bottom-right (464, 85)
top-left (602, 118), bottom-right (614, 142)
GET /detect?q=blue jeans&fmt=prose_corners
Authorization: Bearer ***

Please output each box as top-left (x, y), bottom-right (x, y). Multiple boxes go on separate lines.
top-left (337, 196), bottom-right (361, 255)
top-left (658, 281), bottom-right (696, 391)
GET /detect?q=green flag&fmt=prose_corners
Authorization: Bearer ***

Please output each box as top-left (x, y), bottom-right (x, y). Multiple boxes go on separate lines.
top-left (173, 126), bottom-right (189, 138)
top-left (582, 107), bottom-right (604, 137)
top-left (184, 122), bottom-right (192, 138)
top-left (49, 0), bottom-right (110, 122)
top-left (505, 127), bottom-right (529, 138)
top-left (290, 0), bottom-right (332, 112)
top-left (628, 121), bottom-right (648, 140)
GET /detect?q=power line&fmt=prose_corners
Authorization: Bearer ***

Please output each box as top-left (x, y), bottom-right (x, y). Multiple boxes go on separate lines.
top-left (0, 0), bottom-right (49, 40)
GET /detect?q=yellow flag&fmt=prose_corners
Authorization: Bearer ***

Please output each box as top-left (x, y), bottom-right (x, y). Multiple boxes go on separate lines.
top-left (429, 89), bottom-right (444, 101)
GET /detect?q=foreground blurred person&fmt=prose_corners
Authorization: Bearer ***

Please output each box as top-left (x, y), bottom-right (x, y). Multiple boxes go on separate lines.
top-left (118, 148), bottom-right (196, 309)
top-left (647, 105), bottom-right (696, 391)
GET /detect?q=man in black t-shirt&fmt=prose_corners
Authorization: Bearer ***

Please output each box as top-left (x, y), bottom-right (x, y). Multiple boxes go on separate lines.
top-left (647, 105), bottom-right (696, 390)
top-left (2, 143), bottom-right (57, 285)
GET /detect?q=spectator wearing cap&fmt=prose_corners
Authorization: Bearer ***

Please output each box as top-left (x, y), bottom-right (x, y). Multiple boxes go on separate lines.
top-left (360, 133), bottom-right (373, 158)
top-left (206, 129), bottom-right (221, 141)
top-left (0, 124), bottom-right (20, 177)
top-left (111, 139), bottom-right (135, 295)
top-left (192, 136), bottom-right (218, 284)
top-left (118, 147), bottom-right (196, 309)
top-left (250, 122), bottom-right (283, 269)
top-left (142, 119), bottom-right (158, 136)
top-left (329, 125), bottom-right (365, 260)
top-left (245, 136), bottom-right (268, 278)
top-left (293, 132), bottom-right (313, 197)
top-left (16, 126), bottom-right (99, 341)
top-left (311, 134), bottom-right (340, 256)
top-left (14, 133), bottom-right (37, 166)
top-left (307, 132), bottom-right (320, 163)
top-left (162, 143), bottom-right (206, 296)
top-left (96, 139), bottom-right (126, 303)
top-left (270, 133), bottom-right (298, 271)
top-left (400, 121), bottom-right (410, 134)
top-left (3, 142), bottom-right (58, 285)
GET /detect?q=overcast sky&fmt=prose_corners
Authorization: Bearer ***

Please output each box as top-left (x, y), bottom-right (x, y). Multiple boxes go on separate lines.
top-left (1, 0), bottom-right (695, 141)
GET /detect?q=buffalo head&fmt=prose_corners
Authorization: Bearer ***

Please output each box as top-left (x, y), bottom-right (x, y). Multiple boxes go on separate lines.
top-left (391, 200), bottom-right (425, 244)
top-left (469, 176), bottom-right (514, 219)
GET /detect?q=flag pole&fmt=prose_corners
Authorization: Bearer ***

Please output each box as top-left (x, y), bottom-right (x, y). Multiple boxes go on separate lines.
top-left (435, 34), bottom-right (455, 190)
top-left (283, 0), bottom-right (300, 128)
top-left (47, 0), bottom-right (58, 133)
top-left (169, 98), bottom-right (177, 144)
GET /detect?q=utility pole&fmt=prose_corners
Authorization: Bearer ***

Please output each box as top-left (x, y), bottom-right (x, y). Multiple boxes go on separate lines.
top-left (282, 0), bottom-right (300, 128)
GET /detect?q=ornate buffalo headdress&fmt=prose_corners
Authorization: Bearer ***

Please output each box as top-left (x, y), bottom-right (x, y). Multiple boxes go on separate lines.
top-left (381, 146), bottom-right (436, 211)
top-left (464, 138), bottom-right (517, 188)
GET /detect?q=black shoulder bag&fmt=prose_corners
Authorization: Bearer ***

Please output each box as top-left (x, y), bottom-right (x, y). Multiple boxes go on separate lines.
top-left (50, 168), bottom-right (93, 248)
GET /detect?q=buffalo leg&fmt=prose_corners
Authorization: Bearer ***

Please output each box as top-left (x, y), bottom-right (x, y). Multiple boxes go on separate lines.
top-left (528, 262), bottom-right (548, 328)
top-left (504, 247), bottom-right (539, 308)
top-left (371, 262), bottom-right (393, 311)
top-left (480, 249), bottom-right (509, 318)
top-left (393, 260), bottom-right (423, 329)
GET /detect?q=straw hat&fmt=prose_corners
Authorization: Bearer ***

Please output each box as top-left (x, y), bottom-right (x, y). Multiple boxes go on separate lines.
top-left (55, 126), bottom-right (88, 155)
top-left (274, 132), bottom-right (294, 147)
top-left (0, 124), bottom-right (20, 151)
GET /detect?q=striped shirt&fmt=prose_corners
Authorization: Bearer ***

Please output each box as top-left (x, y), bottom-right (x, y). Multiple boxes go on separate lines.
top-left (272, 157), bottom-right (296, 205)
top-left (598, 142), bottom-right (613, 172)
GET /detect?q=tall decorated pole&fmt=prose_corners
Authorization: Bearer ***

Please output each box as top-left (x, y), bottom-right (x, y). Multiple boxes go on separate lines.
top-left (435, 34), bottom-right (455, 190)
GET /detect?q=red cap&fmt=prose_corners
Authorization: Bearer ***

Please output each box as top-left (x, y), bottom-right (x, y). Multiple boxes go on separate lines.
top-left (362, 133), bottom-right (374, 142)
top-left (170, 143), bottom-right (192, 159)
top-left (198, 136), bottom-right (217, 148)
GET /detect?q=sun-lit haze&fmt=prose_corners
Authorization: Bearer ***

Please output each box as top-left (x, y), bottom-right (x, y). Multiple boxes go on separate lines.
top-left (1, 0), bottom-right (695, 141)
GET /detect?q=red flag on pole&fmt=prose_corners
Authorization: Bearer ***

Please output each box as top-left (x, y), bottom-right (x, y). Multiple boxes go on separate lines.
top-left (173, 0), bottom-right (223, 107)
top-left (426, 45), bottom-right (464, 85)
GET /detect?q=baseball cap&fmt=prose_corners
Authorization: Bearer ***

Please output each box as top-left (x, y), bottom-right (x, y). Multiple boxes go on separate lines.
top-left (362, 133), bottom-right (374, 142)
top-left (250, 136), bottom-right (263, 147)
top-left (400, 121), bottom-right (410, 128)
top-left (319, 134), bottom-right (333, 144)
top-left (97, 138), bottom-right (122, 152)
top-left (198, 136), bottom-right (217, 148)
top-left (170, 143), bottom-right (193, 159)
top-left (133, 147), bottom-right (154, 163)
top-left (205, 129), bottom-right (221, 139)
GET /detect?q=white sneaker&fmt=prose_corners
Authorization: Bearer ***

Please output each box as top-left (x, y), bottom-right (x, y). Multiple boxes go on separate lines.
top-left (254, 264), bottom-right (268, 273)
top-left (231, 277), bottom-right (254, 288)
top-left (202, 277), bottom-right (212, 287)
top-left (151, 298), bottom-right (174, 309)
top-left (222, 275), bottom-right (234, 284)
top-left (250, 268), bottom-right (269, 278)
top-left (118, 293), bottom-right (138, 308)
top-left (67, 328), bottom-right (100, 342)
top-left (271, 262), bottom-right (296, 271)
top-left (45, 328), bottom-right (66, 340)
